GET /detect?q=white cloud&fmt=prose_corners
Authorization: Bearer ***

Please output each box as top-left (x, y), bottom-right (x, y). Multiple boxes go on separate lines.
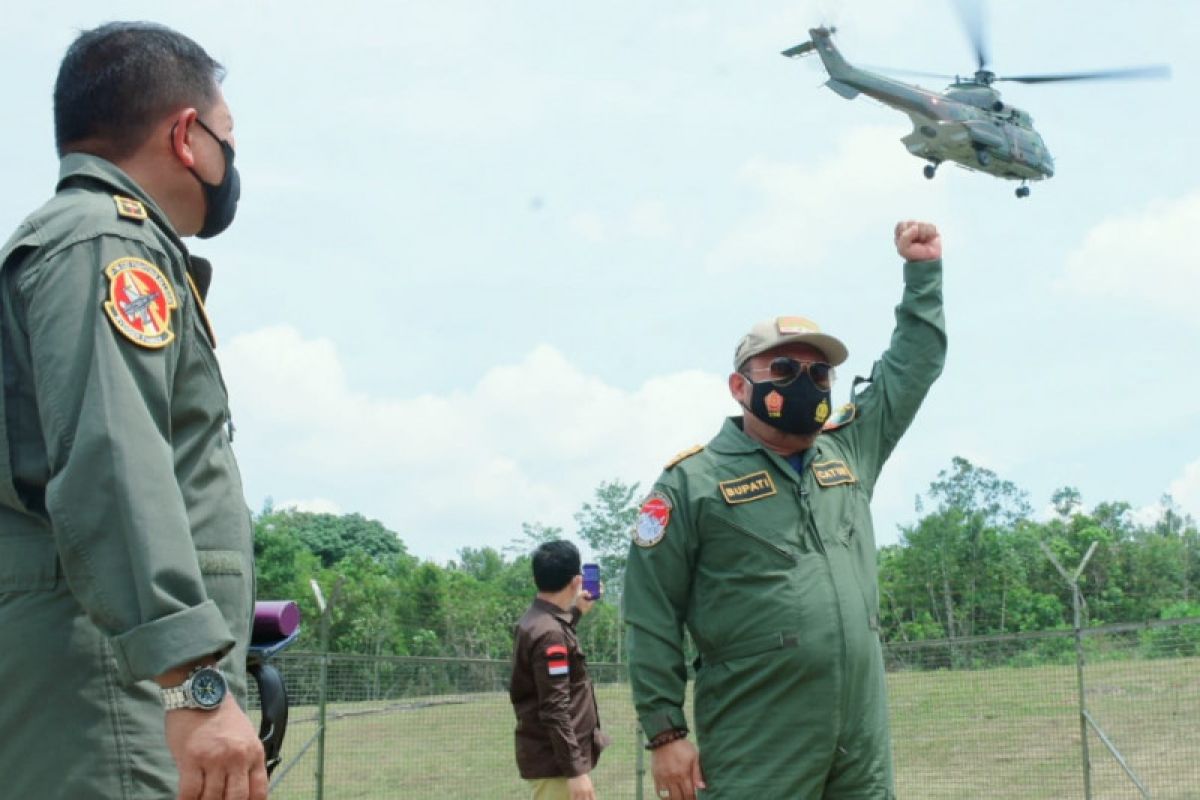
top-left (1168, 459), bottom-right (1200, 520)
top-left (1060, 190), bottom-right (1200, 316)
top-left (219, 326), bottom-right (732, 560)
top-left (705, 124), bottom-right (947, 272)
top-left (1126, 459), bottom-right (1200, 527)
top-left (278, 497), bottom-right (343, 515)
top-left (1129, 503), bottom-right (1165, 529)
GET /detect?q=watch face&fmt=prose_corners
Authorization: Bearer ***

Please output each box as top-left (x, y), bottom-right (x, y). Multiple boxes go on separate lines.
top-left (190, 667), bottom-right (227, 709)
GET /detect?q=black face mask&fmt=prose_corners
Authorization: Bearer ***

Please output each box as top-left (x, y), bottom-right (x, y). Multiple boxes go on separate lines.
top-left (744, 374), bottom-right (832, 436)
top-left (190, 118), bottom-right (241, 239)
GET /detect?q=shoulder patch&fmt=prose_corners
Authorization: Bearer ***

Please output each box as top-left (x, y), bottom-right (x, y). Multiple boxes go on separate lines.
top-left (665, 444), bottom-right (704, 469)
top-left (545, 644), bottom-right (570, 677)
top-left (112, 195), bottom-right (148, 222)
top-left (102, 257), bottom-right (178, 349)
top-left (822, 402), bottom-right (857, 432)
top-left (633, 492), bottom-right (672, 548)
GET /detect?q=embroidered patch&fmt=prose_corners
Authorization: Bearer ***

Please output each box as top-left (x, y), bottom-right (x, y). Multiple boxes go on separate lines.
top-left (776, 316), bottom-right (818, 334)
top-left (814, 398), bottom-right (830, 424)
top-left (634, 492), bottom-right (672, 548)
top-left (546, 644), bottom-right (569, 677)
top-left (822, 403), bottom-right (856, 432)
top-left (665, 444), bottom-right (703, 470)
top-left (765, 390), bottom-right (784, 418)
top-left (112, 195), bottom-right (148, 221)
top-left (812, 460), bottom-right (857, 487)
top-left (719, 471), bottom-right (777, 504)
top-left (102, 258), bottom-right (178, 349)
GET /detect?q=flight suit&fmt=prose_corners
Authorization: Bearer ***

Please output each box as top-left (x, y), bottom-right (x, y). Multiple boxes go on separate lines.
top-left (626, 260), bottom-right (946, 799)
top-left (0, 154), bottom-right (255, 798)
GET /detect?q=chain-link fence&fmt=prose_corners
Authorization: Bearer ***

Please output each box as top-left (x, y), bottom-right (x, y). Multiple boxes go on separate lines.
top-left (252, 618), bottom-right (1200, 799)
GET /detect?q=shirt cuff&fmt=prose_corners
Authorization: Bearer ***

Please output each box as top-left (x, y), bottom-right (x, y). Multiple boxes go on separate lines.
top-left (640, 707), bottom-right (689, 740)
top-left (903, 258), bottom-right (942, 286)
top-left (110, 600), bottom-right (235, 684)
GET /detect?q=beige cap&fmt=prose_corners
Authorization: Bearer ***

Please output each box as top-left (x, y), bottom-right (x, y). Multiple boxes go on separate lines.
top-left (733, 315), bottom-right (849, 369)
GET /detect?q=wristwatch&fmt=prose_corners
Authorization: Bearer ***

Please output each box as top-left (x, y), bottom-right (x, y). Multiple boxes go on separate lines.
top-left (160, 664), bottom-right (228, 711)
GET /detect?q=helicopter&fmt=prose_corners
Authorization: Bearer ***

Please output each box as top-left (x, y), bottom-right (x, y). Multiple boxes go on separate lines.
top-left (782, 23), bottom-right (1168, 197)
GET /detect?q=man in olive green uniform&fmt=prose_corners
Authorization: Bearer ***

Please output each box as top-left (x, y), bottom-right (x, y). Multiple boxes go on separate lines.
top-left (0, 23), bottom-right (265, 800)
top-left (625, 221), bottom-right (947, 799)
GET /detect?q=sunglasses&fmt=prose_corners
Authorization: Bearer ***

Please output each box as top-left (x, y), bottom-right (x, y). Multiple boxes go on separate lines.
top-left (745, 357), bottom-right (836, 389)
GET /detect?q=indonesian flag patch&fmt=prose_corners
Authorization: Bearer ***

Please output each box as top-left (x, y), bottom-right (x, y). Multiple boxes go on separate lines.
top-left (546, 644), bottom-right (569, 677)
top-left (633, 492), bottom-right (672, 548)
top-left (102, 257), bottom-right (178, 349)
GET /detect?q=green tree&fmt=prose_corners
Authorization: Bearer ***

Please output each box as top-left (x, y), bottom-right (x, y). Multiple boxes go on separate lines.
top-left (258, 509), bottom-right (408, 567)
top-left (575, 479), bottom-right (640, 601)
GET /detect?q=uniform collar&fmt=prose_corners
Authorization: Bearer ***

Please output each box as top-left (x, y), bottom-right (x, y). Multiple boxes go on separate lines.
top-left (56, 153), bottom-right (185, 250)
top-left (533, 597), bottom-right (579, 627)
top-left (708, 416), bottom-right (832, 486)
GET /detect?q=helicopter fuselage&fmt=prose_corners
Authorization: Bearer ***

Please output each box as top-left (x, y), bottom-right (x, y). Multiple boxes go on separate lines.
top-left (789, 27), bottom-right (1055, 183)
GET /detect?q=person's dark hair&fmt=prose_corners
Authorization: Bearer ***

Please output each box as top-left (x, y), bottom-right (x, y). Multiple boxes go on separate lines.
top-left (53, 22), bottom-right (225, 158)
top-left (532, 541), bottom-right (581, 593)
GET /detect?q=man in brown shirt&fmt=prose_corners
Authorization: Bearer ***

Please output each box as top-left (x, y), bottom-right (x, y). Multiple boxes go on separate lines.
top-left (510, 541), bottom-right (609, 800)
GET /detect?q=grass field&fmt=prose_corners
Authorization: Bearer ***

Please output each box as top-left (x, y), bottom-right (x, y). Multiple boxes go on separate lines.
top-left (267, 655), bottom-right (1200, 799)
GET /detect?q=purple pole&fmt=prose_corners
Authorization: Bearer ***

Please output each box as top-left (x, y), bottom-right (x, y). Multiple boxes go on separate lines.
top-left (253, 600), bottom-right (300, 643)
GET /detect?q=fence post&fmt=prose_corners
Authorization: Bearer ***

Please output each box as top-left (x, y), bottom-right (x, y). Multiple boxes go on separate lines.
top-left (1040, 540), bottom-right (1096, 800)
top-left (635, 723), bottom-right (645, 800)
top-left (311, 577), bottom-right (345, 800)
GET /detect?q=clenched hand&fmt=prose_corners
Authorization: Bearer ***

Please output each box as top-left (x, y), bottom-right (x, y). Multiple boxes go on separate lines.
top-left (166, 696), bottom-right (267, 800)
top-left (894, 220), bottom-right (942, 262)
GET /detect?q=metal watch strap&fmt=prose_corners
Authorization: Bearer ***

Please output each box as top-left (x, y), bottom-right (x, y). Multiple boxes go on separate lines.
top-left (161, 683), bottom-right (192, 711)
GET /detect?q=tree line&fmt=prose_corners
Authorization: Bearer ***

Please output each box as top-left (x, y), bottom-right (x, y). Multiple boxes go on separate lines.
top-left (254, 457), bottom-right (1200, 663)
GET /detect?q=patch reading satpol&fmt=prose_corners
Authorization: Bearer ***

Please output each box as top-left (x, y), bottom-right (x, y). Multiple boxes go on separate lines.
top-left (719, 471), bottom-right (777, 504)
top-left (102, 257), bottom-right (178, 349)
top-left (812, 460), bottom-right (857, 487)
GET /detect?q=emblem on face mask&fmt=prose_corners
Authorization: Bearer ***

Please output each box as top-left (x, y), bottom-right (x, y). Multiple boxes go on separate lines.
top-left (102, 257), bottom-right (178, 349)
top-left (765, 390), bottom-right (785, 418)
top-left (814, 398), bottom-right (830, 424)
top-left (634, 492), bottom-right (672, 548)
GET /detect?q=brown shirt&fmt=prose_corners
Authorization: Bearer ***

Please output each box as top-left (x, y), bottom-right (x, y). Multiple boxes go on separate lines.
top-left (509, 598), bottom-right (608, 779)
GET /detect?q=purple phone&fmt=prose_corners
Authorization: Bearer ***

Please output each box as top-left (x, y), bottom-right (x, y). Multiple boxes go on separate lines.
top-left (582, 563), bottom-right (601, 600)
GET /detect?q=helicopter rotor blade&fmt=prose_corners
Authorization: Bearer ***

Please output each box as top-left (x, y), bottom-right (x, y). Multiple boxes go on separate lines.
top-left (953, 0), bottom-right (990, 71)
top-left (860, 64), bottom-right (958, 82)
top-left (998, 65), bottom-right (1171, 84)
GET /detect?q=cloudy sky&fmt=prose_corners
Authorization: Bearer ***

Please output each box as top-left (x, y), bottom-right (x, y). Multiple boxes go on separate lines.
top-left (4, 1), bottom-right (1198, 561)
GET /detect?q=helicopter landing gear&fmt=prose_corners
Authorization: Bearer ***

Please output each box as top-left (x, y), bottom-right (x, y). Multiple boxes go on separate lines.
top-left (923, 163), bottom-right (938, 179)
top-left (976, 148), bottom-right (992, 167)
top-left (1015, 183), bottom-right (1031, 198)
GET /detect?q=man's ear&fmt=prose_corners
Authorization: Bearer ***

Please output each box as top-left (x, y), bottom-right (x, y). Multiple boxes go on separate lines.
top-left (169, 107), bottom-right (200, 168)
top-left (728, 371), bottom-right (748, 404)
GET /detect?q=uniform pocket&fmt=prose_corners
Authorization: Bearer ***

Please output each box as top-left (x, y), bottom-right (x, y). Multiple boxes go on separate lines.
top-left (196, 549), bottom-right (244, 576)
top-left (0, 532), bottom-right (58, 592)
top-left (197, 549), bottom-right (253, 661)
top-left (706, 512), bottom-right (798, 566)
top-left (701, 630), bottom-right (801, 668)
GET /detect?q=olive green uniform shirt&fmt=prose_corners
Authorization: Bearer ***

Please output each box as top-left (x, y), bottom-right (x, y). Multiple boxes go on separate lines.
top-left (0, 154), bottom-right (254, 798)
top-left (625, 260), bottom-right (946, 799)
